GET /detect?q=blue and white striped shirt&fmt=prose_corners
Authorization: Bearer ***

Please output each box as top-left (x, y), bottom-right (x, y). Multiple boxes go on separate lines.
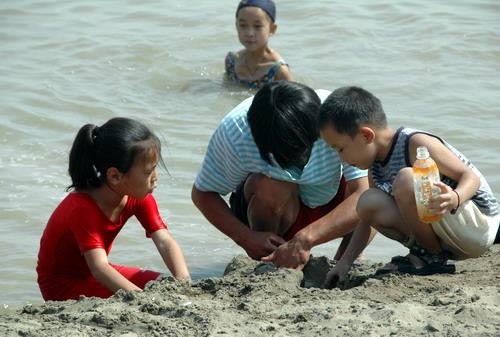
top-left (194, 90), bottom-right (367, 208)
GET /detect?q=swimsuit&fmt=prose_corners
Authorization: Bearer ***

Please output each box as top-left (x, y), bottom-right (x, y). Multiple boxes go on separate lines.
top-left (224, 51), bottom-right (288, 89)
top-left (37, 192), bottom-right (167, 300)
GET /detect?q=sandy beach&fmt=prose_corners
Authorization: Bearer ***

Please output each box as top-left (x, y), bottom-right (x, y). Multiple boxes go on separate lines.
top-left (1, 245), bottom-right (499, 337)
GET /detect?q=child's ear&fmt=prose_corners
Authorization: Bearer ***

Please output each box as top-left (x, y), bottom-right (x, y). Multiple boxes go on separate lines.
top-left (270, 23), bottom-right (277, 35)
top-left (106, 167), bottom-right (123, 186)
top-left (359, 127), bottom-right (375, 144)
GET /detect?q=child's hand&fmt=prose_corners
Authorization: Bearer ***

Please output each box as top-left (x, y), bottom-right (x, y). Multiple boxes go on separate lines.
top-left (242, 231), bottom-right (286, 261)
top-left (323, 262), bottom-right (349, 289)
top-left (429, 181), bottom-right (457, 214)
top-left (177, 274), bottom-right (192, 283)
top-left (261, 236), bottom-right (310, 270)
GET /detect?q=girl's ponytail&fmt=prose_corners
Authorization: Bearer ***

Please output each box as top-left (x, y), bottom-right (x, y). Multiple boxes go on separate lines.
top-left (66, 117), bottom-right (163, 192)
top-left (67, 124), bottom-right (103, 191)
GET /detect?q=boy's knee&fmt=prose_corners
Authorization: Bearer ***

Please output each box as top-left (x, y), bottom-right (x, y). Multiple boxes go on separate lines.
top-left (356, 188), bottom-right (385, 220)
top-left (392, 168), bottom-right (414, 198)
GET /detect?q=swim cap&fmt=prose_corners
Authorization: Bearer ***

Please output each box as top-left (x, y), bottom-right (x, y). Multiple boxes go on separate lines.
top-left (236, 0), bottom-right (276, 23)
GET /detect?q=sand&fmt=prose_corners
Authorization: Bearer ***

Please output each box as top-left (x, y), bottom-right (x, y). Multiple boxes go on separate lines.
top-left (1, 246), bottom-right (499, 337)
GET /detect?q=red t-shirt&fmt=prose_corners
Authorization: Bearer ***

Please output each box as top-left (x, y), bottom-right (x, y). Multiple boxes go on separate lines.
top-left (36, 192), bottom-right (167, 280)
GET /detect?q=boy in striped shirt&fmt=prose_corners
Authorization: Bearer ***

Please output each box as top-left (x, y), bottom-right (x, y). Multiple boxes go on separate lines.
top-left (319, 86), bottom-right (500, 284)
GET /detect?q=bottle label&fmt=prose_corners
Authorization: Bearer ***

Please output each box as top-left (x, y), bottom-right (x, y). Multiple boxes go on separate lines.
top-left (413, 164), bottom-right (442, 223)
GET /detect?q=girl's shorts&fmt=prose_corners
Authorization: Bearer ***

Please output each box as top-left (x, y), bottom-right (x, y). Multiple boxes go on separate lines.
top-left (432, 200), bottom-right (500, 259)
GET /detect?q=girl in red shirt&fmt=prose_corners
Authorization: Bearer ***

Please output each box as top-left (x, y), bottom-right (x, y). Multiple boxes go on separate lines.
top-left (37, 117), bottom-right (190, 301)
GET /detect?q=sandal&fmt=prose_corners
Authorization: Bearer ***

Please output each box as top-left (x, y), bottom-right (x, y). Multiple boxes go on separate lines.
top-left (376, 245), bottom-right (456, 276)
top-left (402, 244), bottom-right (456, 275)
top-left (396, 259), bottom-right (455, 276)
top-left (375, 255), bottom-right (413, 275)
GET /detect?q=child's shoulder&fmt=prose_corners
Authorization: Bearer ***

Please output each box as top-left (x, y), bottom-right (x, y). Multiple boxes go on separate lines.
top-left (264, 49), bottom-right (287, 64)
top-left (407, 129), bottom-right (444, 148)
top-left (265, 50), bottom-right (291, 80)
top-left (225, 49), bottom-right (286, 65)
top-left (61, 192), bottom-right (93, 206)
top-left (225, 50), bottom-right (238, 60)
top-left (225, 50), bottom-right (244, 63)
top-left (225, 51), bottom-right (240, 79)
top-left (49, 192), bottom-right (96, 222)
top-left (64, 192), bottom-right (99, 212)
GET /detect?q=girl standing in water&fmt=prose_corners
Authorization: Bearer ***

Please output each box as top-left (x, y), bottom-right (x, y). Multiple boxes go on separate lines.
top-left (225, 0), bottom-right (293, 88)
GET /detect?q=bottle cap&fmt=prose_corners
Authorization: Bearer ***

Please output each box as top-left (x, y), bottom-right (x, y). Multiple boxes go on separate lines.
top-left (416, 146), bottom-right (430, 160)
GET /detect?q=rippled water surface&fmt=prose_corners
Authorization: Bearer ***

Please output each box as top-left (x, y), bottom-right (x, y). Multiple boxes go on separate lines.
top-left (1, 0), bottom-right (499, 306)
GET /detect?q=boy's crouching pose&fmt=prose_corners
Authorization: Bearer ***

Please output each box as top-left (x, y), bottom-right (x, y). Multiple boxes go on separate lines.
top-left (318, 86), bottom-right (500, 284)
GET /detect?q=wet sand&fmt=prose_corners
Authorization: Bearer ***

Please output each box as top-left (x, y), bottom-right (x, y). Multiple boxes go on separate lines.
top-left (1, 246), bottom-right (499, 337)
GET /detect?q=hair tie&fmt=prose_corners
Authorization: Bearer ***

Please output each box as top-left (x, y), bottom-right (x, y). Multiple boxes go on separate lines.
top-left (91, 126), bottom-right (100, 140)
top-left (450, 190), bottom-right (460, 215)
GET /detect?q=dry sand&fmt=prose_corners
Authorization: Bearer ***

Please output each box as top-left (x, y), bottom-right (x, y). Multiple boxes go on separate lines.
top-left (1, 246), bottom-right (499, 337)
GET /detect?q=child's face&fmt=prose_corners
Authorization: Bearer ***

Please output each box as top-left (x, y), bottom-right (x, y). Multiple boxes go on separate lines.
top-left (320, 124), bottom-right (376, 170)
top-left (236, 7), bottom-right (276, 52)
top-left (120, 146), bottom-right (159, 199)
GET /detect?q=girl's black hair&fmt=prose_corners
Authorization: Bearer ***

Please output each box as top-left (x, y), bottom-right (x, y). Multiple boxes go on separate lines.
top-left (318, 86), bottom-right (387, 137)
top-left (248, 81), bottom-right (321, 169)
top-left (67, 117), bottom-right (164, 191)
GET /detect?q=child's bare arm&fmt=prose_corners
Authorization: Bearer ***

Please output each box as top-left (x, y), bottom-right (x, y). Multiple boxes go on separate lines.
top-left (192, 185), bottom-right (285, 260)
top-left (324, 172), bottom-right (377, 287)
top-left (84, 248), bottom-right (142, 292)
top-left (151, 229), bottom-right (191, 281)
top-left (409, 134), bottom-right (480, 213)
top-left (262, 176), bottom-right (368, 270)
top-left (324, 220), bottom-right (373, 287)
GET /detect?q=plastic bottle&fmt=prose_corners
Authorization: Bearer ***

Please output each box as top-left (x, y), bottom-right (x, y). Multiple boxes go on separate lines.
top-left (413, 146), bottom-right (442, 223)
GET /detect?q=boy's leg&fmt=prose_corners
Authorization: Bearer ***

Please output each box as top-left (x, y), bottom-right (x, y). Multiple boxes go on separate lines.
top-left (356, 188), bottom-right (426, 272)
top-left (360, 172), bottom-right (455, 274)
top-left (392, 168), bottom-right (442, 255)
top-left (360, 169), bottom-right (452, 255)
top-left (356, 188), bottom-right (409, 244)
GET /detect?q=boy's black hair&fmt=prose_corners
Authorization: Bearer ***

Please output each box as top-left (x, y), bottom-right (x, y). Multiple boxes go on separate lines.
top-left (67, 117), bottom-right (164, 191)
top-left (247, 81), bottom-right (321, 169)
top-left (318, 86), bottom-right (387, 137)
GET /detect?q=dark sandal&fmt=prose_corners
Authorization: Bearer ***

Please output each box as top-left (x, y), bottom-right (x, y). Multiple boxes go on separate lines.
top-left (402, 244), bottom-right (456, 275)
top-left (396, 260), bottom-right (456, 276)
top-left (390, 255), bottom-right (411, 264)
top-left (376, 244), bottom-right (456, 276)
top-left (375, 255), bottom-right (413, 275)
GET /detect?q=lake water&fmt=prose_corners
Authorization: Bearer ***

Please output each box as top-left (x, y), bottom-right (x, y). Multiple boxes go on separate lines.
top-left (1, 0), bottom-right (499, 307)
